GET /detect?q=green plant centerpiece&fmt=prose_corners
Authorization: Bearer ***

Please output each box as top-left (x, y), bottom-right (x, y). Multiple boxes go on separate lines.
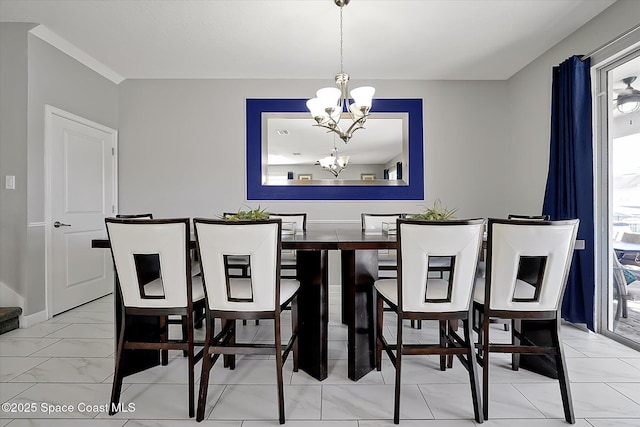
top-left (411, 199), bottom-right (457, 220)
top-left (223, 205), bottom-right (270, 220)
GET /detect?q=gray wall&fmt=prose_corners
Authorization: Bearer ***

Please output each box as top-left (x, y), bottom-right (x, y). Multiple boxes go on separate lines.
top-left (0, 24), bottom-right (118, 315)
top-left (117, 79), bottom-right (507, 221)
top-left (0, 23), bottom-right (34, 306)
top-left (24, 34), bottom-right (118, 315)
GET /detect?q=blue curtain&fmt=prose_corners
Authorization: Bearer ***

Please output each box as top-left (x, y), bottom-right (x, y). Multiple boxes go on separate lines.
top-left (542, 55), bottom-right (595, 330)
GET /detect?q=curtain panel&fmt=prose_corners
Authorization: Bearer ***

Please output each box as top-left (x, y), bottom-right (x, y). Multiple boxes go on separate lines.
top-left (542, 55), bottom-right (595, 330)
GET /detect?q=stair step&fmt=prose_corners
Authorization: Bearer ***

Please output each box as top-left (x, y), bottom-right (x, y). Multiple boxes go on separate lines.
top-left (0, 307), bottom-right (22, 334)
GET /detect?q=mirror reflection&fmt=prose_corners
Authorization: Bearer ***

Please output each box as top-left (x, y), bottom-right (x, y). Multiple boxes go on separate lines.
top-left (264, 113), bottom-right (408, 185)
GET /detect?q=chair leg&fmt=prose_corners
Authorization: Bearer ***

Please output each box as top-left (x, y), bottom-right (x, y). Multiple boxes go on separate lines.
top-left (187, 313), bottom-right (195, 418)
top-left (463, 318), bottom-right (484, 423)
top-left (194, 304), bottom-right (204, 329)
top-left (109, 319), bottom-right (127, 415)
top-left (481, 313), bottom-right (490, 421)
top-left (614, 293), bottom-right (622, 323)
top-left (376, 295), bottom-right (384, 371)
top-left (291, 297), bottom-right (299, 372)
top-left (182, 315), bottom-right (189, 357)
top-left (439, 320), bottom-right (447, 371)
top-left (446, 319), bottom-right (457, 369)
top-left (160, 315), bottom-right (168, 365)
top-left (512, 319), bottom-right (521, 370)
top-left (275, 315), bottom-right (286, 424)
top-left (223, 319), bottom-right (236, 369)
top-left (196, 319), bottom-right (214, 422)
top-left (552, 320), bottom-right (575, 424)
top-left (393, 318), bottom-right (403, 424)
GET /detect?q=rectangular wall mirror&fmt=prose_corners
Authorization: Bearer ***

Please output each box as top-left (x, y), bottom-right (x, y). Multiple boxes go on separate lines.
top-left (246, 98), bottom-right (424, 200)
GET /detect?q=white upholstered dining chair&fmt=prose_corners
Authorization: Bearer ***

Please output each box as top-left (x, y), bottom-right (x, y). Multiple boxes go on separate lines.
top-left (105, 217), bottom-right (205, 418)
top-left (473, 217), bottom-right (579, 423)
top-left (375, 218), bottom-right (485, 424)
top-left (193, 218), bottom-right (300, 424)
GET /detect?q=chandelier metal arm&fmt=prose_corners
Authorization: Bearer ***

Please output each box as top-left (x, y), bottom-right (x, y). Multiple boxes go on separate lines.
top-left (325, 167), bottom-right (344, 178)
top-left (312, 111), bottom-right (368, 143)
top-left (342, 115), bottom-right (367, 137)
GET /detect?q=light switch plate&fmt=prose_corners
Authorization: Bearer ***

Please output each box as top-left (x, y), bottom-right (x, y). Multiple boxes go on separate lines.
top-left (5, 175), bottom-right (15, 190)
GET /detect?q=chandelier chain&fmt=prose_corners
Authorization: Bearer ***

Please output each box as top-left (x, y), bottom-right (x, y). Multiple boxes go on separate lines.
top-left (339, 6), bottom-right (344, 75)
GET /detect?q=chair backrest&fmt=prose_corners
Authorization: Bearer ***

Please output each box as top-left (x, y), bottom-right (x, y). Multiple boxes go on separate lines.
top-left (105, 218), bottom-right (191, 309)
top-left (397, 218), bottom-right (485, 312)
top-left (362, 213), bottom-right (404, 231)
top-left (194, 218), bottom-right (281, 312)
top-left (116, 213), bottom-right (154, 219)
top-left (484, 218), bottom-right (579, 312)
top-left (506, 214), bottom-right (551, 282)
top-left (269, 213), bottom-right (307, 231)
top-left (115, 214), bottom-right (160, 282)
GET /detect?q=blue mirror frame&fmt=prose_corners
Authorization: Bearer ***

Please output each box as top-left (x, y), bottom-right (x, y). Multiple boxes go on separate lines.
top-left (246, 98), bottom-right (424, 200)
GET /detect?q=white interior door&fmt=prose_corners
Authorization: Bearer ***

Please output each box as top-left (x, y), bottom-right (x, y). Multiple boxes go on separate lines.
top-left (46, 106), bottom-right (117, 316)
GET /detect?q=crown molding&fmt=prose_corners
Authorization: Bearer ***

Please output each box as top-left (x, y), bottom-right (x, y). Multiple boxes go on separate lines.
top-left (29, 25), bottom-right (124, 84)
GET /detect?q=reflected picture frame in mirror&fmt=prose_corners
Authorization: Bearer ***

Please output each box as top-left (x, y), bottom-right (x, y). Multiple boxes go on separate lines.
top-left (246, 98), bottom-right (424, 200)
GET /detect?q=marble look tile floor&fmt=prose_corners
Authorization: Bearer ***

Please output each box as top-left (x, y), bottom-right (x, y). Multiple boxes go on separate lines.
top-left (1, 285), bottom-right (640, 426)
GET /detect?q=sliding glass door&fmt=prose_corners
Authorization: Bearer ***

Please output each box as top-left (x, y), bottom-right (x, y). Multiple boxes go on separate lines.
top-left (597, 50), bottom-right (640, 348)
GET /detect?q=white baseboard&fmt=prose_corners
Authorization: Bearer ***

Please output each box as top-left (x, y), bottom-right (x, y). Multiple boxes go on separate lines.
top-left (20, 310), bottom-right (48, 328)
top-left (0, 281), bottom-right (24, 310)
top-left (1, 281), bottom-right (48, 328)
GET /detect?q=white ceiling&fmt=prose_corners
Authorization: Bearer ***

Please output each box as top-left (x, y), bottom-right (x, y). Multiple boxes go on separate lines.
top-left (0, 0), bottom-right (617, 83)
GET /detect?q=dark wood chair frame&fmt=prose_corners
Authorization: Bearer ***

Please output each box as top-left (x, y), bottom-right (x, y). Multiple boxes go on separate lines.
top-left (376, 218), bottom-right (484, 424)
top-left (193, 218), bottom-right (299, 424)
top-left (115, 213), bottom-right (154, 219)
top-left (270, 213), bottom-right (308, 279)
top-left (106, 217), bottom-right (205, 418)
top-left (472, 218), bottom-right (577, 424)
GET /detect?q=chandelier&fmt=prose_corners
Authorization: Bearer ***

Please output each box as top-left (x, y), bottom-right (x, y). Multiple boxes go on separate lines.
top-left (318, 142), bottom-right (349, 177)
top-left (306, 0), bottom-right (375, 144)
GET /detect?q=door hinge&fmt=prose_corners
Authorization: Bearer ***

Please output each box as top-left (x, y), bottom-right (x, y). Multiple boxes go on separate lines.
top-left (112, 205), bottom-right (115, 213)
top-left (111, 147), bottom-right (115, 155)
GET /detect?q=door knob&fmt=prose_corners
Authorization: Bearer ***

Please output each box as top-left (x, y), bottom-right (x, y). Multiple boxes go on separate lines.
top-left (53, 221), bottom-right (71, 228)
